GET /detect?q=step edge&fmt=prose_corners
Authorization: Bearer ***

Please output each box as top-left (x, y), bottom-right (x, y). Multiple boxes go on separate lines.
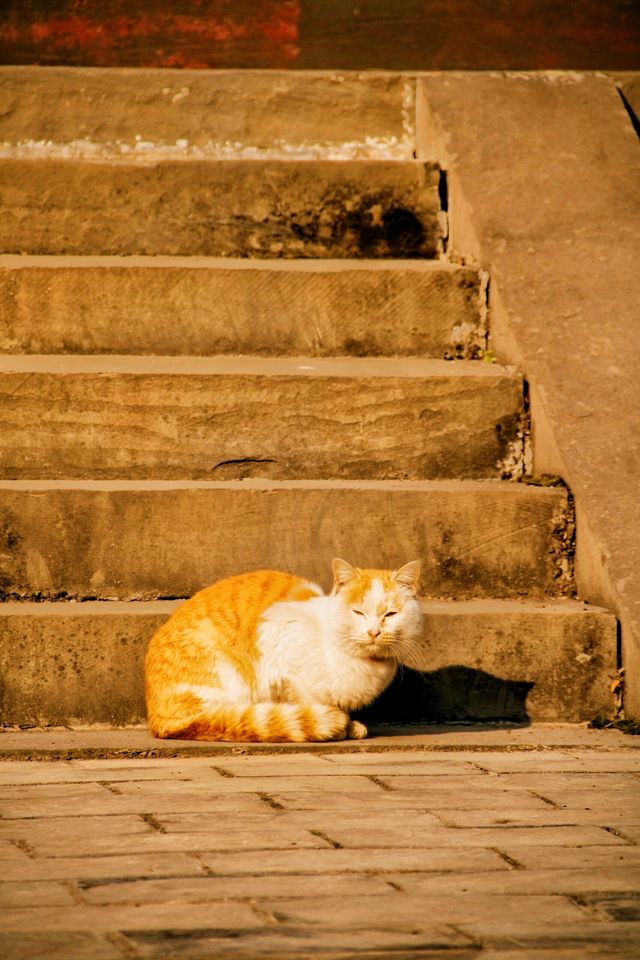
top-left (0, 598), bottom-right (615, 618)
top-left (6, 723), bottom-right (632, 760)
top-left (0, 478), bottom-right (564, 495)
top-left (0, 155), bottom-right (435, 168)
top-left (0, 355), bottom-right (517, 378)
top-left (0, 254), bottom-right (473, 274)
top-left (0, 66), bottom-right (417, 79)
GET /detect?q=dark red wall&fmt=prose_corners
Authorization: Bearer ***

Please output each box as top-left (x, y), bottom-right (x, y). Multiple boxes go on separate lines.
top-left (1, 0), bottom-right (638, 69)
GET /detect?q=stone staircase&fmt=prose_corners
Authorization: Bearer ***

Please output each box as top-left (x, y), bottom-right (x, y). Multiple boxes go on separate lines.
top-left (0, 68), bottom-right (617, 731)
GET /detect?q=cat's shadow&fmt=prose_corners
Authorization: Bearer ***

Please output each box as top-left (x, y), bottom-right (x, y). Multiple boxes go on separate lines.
top-left (354, 665), bottom-right (533, 727)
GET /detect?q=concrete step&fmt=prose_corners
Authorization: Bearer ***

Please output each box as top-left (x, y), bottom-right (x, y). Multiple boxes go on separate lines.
top-left (0, 257), bottom-right (483, 359)
top-left (0, 723), bottom-right (632, 759)
top-left (0, 479), bottom-right (570, 602)
top-left (0, 158), bottom-right (441, 258)
top-left (0, 68), bottom-right (415, 160)
top-left (0, 356), bottom-right (521, 481)
top-left (0, 599), bottom-right (616, 726)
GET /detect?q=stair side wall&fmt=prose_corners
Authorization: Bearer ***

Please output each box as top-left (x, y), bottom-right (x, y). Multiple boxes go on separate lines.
top-left (417, 72), bottom-right (640, 716)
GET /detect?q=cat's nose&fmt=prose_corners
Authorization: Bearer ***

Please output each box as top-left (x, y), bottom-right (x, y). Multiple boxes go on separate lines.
top-left (367, 628), bottom-right (380, 640)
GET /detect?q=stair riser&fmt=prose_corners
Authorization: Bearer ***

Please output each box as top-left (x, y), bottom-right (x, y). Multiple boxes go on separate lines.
top-left (0, 603), bottom-right (615, 726)
top-left (0, 370), bottom-right (521, 481)
top-left (0, 483), bottom-right (568, 601)
top-left (0, 159), bottom-right (440, 258)
top-left (366, 605), bottom-right (616, 725)
top-left (0, 69), bottom-right (415, 160)
top-left (0, 261), bottom-right (481, 358)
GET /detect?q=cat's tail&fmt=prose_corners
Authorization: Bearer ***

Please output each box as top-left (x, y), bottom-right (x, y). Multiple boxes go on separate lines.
top-left (148, 697), bottom-right (364, 742)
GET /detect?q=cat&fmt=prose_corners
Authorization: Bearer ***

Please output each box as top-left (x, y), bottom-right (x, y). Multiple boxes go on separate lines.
top-left (145, 558), bottom-right (423, 742)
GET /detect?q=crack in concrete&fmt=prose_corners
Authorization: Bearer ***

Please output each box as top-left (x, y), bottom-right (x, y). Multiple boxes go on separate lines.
top-left (453, 521), bottom-right (543, 560)
top-left (139, 813), bottom-right (167, 834)
top-left (309, 829), bottom-right (343, 850)
top-left (491, 847), bottom-right (525, 870)
top-left (257, 792), bottom-right (285, 811)
top-left (211, 764), bottom-right (236, 778)
top-left (98, 780), bottom-right (122, 795)
top-left (367, 774), bottom-right (394, 791)
top-left (9, 837), bottom-right (37, 858)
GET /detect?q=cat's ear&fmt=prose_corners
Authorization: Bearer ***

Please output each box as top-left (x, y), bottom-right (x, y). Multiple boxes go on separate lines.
top-left (393, 560), bottom-right (421, 593)
top-left (332, 558), bottom-right (357, 590)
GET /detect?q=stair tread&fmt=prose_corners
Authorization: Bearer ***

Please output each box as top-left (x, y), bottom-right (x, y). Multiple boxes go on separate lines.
top-left (0, 354), bottom-right (513, 378)
top-left (0, 254), bottom-right (468, 273)
top-left (0, 68), bottom-right (415, 161)
top-left (0, 598), bottom-right (614, 617)
top-left (0, 478), bottom-right (558, 494)
top-left (0, 725), bottom-right (629, 758)
top-left (2, 157), bottom-right (426, 168)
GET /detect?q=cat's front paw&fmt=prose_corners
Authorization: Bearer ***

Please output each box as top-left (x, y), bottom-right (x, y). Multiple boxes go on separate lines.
top-left (346, 719), bottom-right (368, 740)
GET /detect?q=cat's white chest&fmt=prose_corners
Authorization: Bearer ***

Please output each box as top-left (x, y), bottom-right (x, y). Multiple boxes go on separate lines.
top-left (256, 599), bottom-right (395, 711)
top-left (323, 649), bottom-right (395, 711)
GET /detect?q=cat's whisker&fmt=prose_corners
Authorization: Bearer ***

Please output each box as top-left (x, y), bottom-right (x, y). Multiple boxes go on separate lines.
top-left (395, 643), bottom-right (431, 672)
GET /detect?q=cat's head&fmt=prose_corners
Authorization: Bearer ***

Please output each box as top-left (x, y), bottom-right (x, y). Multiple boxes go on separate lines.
top-left (331, 558), bottom-right (423, 664)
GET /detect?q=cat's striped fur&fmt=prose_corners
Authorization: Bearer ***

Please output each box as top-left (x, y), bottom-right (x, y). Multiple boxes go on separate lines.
top-left (145, 559), bottom-right (423, 742)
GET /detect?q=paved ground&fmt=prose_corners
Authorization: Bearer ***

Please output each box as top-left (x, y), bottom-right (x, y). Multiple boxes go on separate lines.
top-left (0, 725), bottom-right (639, 959)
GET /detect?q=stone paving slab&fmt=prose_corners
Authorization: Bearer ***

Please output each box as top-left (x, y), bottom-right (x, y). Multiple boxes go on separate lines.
top-left (454, 749), bottom-right (640, 772)
top-left (500, 845), bottom-right (640, 871)
top-left (79, 872), bottom-right (393, 907)
top-left (385, 866), bottom-right (640, 897)
top-left (0, 737), bottom-right (638, 958)
top-left (480, 948), bottom-right (639, 960)
top-left (0, 880), bottom-right (77, 908)
top-left (0, 900), bottom-right (259, 933)
top-left (196, 846), bottom-right (508, 877)
top-left (299, 822), bottom-right (626, 850)
top-left (266, 892), bottom-right (586, 927)
top-left (1, 852), bottom-right (204, 884)
top-left (119, 928), bottom-right (475, 960)
top-left (459, 924), bottom-right (640, 957)
top-left (1, 932), bottom-right (123, 960)
top-left (434, 806), bottom-right (640, 829)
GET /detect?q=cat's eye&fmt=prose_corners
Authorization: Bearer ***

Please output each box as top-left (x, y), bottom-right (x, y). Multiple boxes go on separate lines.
top-left (352, 609), bottom-right (365, 617)
top-left (384, 611), bottom-right (398, 618)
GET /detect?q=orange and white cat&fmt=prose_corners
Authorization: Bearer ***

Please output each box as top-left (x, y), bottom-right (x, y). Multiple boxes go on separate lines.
top-left (145, 558), bottom-right (423, 742)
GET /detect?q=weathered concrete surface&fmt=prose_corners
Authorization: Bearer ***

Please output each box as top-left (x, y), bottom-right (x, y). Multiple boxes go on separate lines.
top-left (418, 73), bottom-right (640, 715)
top-left (0, 158), bottom-right (441, 257)
top-left (0, 68), bottom-right (415, 160)
top-left (0, 256), bottom-right (483, 358)
top-left (367, 599), bottom-right (617, 724)
top-left (0, 479), bottom-right (569, 601)
top-left (0, 746), bottom-right (637, 957)
top-left (0, 599), bottom-right (616, 726)
top-left (0, 723), bottom-right (635, 758)
top-left (0, 356), bottom-right (521, 481)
